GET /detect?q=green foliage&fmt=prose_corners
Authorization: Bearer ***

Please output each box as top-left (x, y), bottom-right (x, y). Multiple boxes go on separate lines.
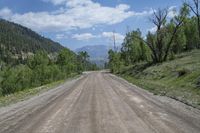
top-left (109, 4), bottom-right (200, 69)
top-left (0, 49), bottom-right (97, 96)
top-left (184, 17), bottom-right (199, 50)
top-left (1, 65), bottom-right (32, 95)
top-left (108, 50), bottom-right (124, 73)
top-left (27, 51), bottom-right (49, 69)
top-left (0, 20), bottom-right (98, 97)
top-left (106, 2), bottom-right (200, 108)
top-left (0, 19), bottom-right (64, 65)
top-left (197, 77), bottom-right (200, 88)
top-left (121, 29), bottom-right (151, 65)
top-left (57, 49), bottom-right (78, 75)
top-left (176, 68), bottom-right (190, 77)
top-left (120, 50), bottom-right (200, 108)
top-left (57, 49), bottom-right (75, 66)
top-left (165, 22), bottom-right (187, 54)
top-left (1, 68), bottom-right (18, 95)
top-left (0, 19), bottom-right (64, 54)
top-left (77, 51), bottom-right (90, 71)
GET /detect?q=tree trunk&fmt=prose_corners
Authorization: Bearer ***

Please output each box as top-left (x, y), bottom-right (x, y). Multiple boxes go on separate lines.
top-left (197, 15), bottom-right (200, 48)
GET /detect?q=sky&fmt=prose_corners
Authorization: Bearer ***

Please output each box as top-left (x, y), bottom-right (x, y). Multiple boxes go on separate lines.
top-left (0, 0), bottom-right (184, 50)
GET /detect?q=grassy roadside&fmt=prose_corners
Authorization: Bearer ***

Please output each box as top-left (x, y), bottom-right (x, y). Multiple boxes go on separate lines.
top-left (119, 50), bottom-right (200, 109)
top-left (0, 73), bottom-right (80, 107)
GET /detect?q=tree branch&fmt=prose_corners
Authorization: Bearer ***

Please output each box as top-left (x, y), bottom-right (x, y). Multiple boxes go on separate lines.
top-left (185, 2), bottom-right (198, 15)
top-left (163, 19), bottom-right (184, 61)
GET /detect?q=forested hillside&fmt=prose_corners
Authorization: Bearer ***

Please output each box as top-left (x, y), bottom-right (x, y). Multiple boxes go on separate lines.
top-left (0, 19), bottom-right (64, 53)
top-left (0, 19), bottom-right (64, 65)
top-left (0, 19), bottom-right (97, 96)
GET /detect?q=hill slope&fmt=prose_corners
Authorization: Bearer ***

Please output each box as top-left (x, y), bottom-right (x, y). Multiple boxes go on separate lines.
top-left (120, 50), bottom-right (200, 109)
top-left (0, 19), bottom-right (64, 55)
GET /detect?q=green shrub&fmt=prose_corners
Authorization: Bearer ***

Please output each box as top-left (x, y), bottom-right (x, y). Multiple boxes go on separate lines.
top-left (197, 77), bottom-right (200, 88)
top-left (1, 68), bottom-right (18, 95)
top-left (0, 87), bottom-right (2, 96)
top-left (0, 50), bottom-right (96, 96)
top-left (176, 68), bottom-right (190, 77)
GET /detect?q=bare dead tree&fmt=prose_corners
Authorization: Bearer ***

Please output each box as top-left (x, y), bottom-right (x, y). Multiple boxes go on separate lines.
top-left (150, 9), bottom-right (168, 62)
top-left (131, 8), bottom-right (185, 63)
top-left (163, 18), bottom-right (185, 61)
top-left (185, 0), bottom-right (200, 47)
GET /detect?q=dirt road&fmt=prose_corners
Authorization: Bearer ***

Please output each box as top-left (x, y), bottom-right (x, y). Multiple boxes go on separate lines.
top-left (0, 71), bottom-right (200, 133)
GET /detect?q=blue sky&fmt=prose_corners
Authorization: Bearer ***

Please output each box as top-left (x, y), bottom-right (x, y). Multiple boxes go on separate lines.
top-left (0, 0), bottom-right (183, 50)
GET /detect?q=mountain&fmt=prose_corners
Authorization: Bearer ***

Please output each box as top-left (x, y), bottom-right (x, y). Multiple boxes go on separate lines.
top-left (75, 45), bottom-right (111, 68)
top-left (0, 19), bottom-right (64, 55)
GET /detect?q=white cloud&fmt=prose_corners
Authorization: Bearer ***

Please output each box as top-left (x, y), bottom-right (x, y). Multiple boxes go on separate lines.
top-left (0, 7), bottom-right (12, 19)
top-left (148, 26), bottom-right (157, 33)
top-left (72, 33), bottom-right (98, 41)
top-left (116, 4), bottom-right (131, 11)
top-left (134, 8), bottom-right (154, 16)
top-left (168, 6), bottom-right (177, 18)
top-left (42, 0), bottom-right (67, 5)
top-left (43, 0), bottom-right (93, 6)
top-left (71, 32), bottom-right (124, 44)
top-left (102, 32), bottom-right (124, 44)
top-left (0, 0), bottom-right (153, 32)
top-left (66, 0), bottom-right (93, 7)
top-left (56, 34), bottom-right (66, 39)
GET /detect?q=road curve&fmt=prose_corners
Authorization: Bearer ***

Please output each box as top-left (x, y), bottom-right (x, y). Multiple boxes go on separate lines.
top-left (0, 71), bottom-right (200, 133)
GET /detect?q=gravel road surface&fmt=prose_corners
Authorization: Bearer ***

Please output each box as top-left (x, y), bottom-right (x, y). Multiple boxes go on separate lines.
top-left (0, 71), bottom-right (200, 133)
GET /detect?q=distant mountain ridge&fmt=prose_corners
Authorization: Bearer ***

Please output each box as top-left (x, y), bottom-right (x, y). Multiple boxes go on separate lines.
top-left (75, 45), bottom-right (112, 67)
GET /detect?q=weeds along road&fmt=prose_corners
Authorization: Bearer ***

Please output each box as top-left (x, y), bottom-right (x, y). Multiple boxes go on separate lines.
top-left (0, 71), bottom-right (200, 133)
